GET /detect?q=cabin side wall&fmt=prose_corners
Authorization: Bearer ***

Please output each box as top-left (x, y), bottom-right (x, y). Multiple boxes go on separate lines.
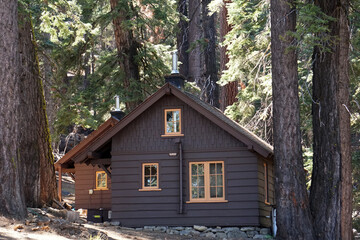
top-left (111, 94), bottom-right (261, 227)
top-left (257, 157), bottom-right (275, 227)
top-left (75, 164), bottom-right (112, 210)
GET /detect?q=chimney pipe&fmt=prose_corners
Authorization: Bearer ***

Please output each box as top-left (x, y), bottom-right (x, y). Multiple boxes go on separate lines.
top-left (171, 50), bottom-right (179, 74)
top-left (114, 95), bottom-right (120, 111)
top-left (110, 95), bottom-right (125, 121)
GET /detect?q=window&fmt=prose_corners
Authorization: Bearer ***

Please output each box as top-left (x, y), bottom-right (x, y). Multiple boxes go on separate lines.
top-left (188, 161), bottom-right (227, 202)
top-left (96, 171), bottom-right (107, 190)
top-left (140, 163), bottom-right (161, 191)
top-left (264, 162), bottom-right (270, 204)
top-left (163, 109), bottom-right (182, 136)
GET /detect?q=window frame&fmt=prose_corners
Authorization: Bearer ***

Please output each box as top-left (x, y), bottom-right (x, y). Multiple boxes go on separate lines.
top-left (162, 108), bottom-right (183, 137)
top-left (264, 162), bottom-right (270, 204)
top-left (139, 163), bottom-right (161, 191)
top-left (95, 171), bottom-right (108, 190)
top-left (187, 161), bottom-right (227, 203)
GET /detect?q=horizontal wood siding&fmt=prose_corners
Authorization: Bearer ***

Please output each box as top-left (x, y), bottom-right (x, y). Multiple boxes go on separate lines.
top-left (75, 164), bottom-right (111, 210)
top-left (257, 158), bottom-right (275, 227)
top-left (111, 150), bottom-right (260, 227)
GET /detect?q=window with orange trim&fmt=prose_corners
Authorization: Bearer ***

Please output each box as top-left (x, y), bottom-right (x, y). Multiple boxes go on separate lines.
top-left (188, 161), bottom-right (226, 203)
top-left (96, 171), bottom-right (107, 190)
top-left (164, 109), bottom-right (182, 136)
top-left (140, 163), bottom-right (161, 191)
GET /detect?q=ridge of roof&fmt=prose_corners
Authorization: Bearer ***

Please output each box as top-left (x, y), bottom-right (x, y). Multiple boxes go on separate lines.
top-left (58, 83), bottom-right (273, 166)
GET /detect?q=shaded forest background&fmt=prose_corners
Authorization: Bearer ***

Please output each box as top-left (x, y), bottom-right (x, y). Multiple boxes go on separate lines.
top-left (1, 0), bottom-right (360, 238)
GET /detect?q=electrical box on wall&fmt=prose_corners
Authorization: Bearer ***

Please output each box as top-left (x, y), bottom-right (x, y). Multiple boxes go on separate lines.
top-left (89, 189), bottom-right (93, 194)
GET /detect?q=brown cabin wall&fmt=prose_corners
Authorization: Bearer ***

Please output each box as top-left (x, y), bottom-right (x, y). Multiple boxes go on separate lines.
top-left (111, 95), bottom-right (245, 152)
top-left (75, 164), bottom-right (111, 210)
top-left (110, 94), bottom-right (261, 227)
top-left (257, 157), bottom-right (275, 227)
top-left (111, 149), bottom-right (260, 227)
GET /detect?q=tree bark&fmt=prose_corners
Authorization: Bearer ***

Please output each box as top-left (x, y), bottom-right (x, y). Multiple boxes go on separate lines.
top-left (219, 0), bottom-right (238, 112)
top-left (0, 0), bottom-right (27, 218)
top-left (310, 0), bottom-right (352, 239)
top-left (202, 0), bottom-right (219, 108)
top-left (176, 0), bottom-right (189, 77)
top-left (110, 0), bottom-right (141, 111)
top-left (187, 0), bottom-right (203, 83)
top-left (270, 0), bottom-right (315, 239)
top-left (18, 6), bottom-right (57, 207)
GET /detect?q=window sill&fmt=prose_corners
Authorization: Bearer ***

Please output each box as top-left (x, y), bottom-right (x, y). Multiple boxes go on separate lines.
top-left (186, 200), bottom-right (228, 203)
top-left (94, 188), bottom-right (109, 191)
top-left (161, 134), bottom-right (184, 137)
top-left (138, 188), bottom-right (162, 191)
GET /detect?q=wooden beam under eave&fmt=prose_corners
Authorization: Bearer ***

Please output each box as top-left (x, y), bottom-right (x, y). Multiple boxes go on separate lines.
top-left (58, 165), bottom-right (62, 201)
top-left (88, 158), bottom-right (111, 165)
top-left (87, 151), bottom-right (102, 159)
top-left (99, 164), bottom-right (111, 177)
top-left (62, 168), bottom-right (76, 173)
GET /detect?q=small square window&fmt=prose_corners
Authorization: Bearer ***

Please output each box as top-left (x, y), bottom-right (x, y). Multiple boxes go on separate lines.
top-left (96, 171), bottom-right (107, 190)
top-left (163, 109), bottom-right (182, 136)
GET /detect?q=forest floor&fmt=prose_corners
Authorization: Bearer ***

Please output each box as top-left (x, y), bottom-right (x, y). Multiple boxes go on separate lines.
top-left (0, 175), bottom-right (208, 240)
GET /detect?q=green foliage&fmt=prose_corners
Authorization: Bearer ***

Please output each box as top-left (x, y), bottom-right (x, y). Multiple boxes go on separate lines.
top-left (33, 0), bottom-right (177, 136)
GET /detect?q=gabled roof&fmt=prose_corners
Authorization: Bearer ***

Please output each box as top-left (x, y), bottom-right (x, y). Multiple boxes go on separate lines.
top-left (57, 83), bottom-right (273, 167)
top-left (54, 117), bottom-right (118, 169)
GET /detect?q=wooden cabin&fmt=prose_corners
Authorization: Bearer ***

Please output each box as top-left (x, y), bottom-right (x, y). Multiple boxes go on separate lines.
top-left (55, 79), bottom-right (274, 228)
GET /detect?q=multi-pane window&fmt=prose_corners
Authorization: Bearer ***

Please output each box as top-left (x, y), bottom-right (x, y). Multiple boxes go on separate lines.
top-left (189, 161), bottom-right (225, 202)
top-left (142, 163), bottom-right (159, 190)
top-left (164, 109), bottom-right (181, 135)
top-left (96, 171), bottom-right (107, 190)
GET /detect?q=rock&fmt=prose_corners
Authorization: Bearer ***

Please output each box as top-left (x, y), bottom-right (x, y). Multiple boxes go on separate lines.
top-left (143, 226), bottom-right (155, 231)
top-left (135, 228), bottom-right (143, 231)
top-left (205, 232), bottom-right (216, 238)
top-left (211, 228), bottom-right (224, 233)
top-left (111, 221), bottom-right (120, 226)
top-left (246, 230), bottom-right (259, 238)
top-left (227, 230), bottom-right (248, 239)
top-left (66, 211), bottom-right (80, 222)
top-left (28, 208), bottom-right (46, 216)
top-left (241, 227), bottom-right (255, 231)
top-left (180, 230), bottom-right (191, 236)
top-left (173, 226), bottom-right (185, 231)
top-left (154, 226), bottom-right (167, 232)
top-left (185, 227), bottom-right (193, 230)
top-left (103, 221), bottom-right (110, 227)
top-left (260, 228), bottom-right (271, 235)
top-left (167, 229), bottom-right (180, 235)
top-left (190, 230), bottom-right (201, 236)
top-left (216, 232), bottom-right (227, 238)
top-left (254, 234), bottom-right (268, 239)
top-left (194, 225), bottom-right (208, 232)
top-left (223, 227), bottom-right (240, 233)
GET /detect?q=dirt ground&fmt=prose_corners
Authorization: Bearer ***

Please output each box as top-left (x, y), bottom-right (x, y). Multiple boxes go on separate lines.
top-left (0, 175), bottom-right (209, 240)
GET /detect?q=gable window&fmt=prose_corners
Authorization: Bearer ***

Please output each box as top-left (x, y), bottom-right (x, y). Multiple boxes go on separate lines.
top-left (140, 163), bottom-right (161, 191)
top-left (96, 171), bottom-right (107, 190)
top-left (163, 109), bottom-right (182, 136)
top-left (264, 162), bottom-right (270, 204)
top-left (188, 161), bottom-right (227, 202)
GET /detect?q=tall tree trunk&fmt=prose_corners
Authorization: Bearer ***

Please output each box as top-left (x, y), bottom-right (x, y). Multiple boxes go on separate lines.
top-left (18, 6), bottom-right (57, 207)
top-left (219, 0), bottom-right (238, 112)
top-left (177, 0), bottom-right (189, 77)
top-left (110, 0), bottom-right (141, 111)
top-left (0, 0), bottom-right (27, 218)
top-left (188, 0), bottom-right (203, 83)
top-left (270, 0), bottom-right (315, 239)
top-left (310, 0), bottom-right (352, 239)
top-left (202, 0), bottom-right (219, 108)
